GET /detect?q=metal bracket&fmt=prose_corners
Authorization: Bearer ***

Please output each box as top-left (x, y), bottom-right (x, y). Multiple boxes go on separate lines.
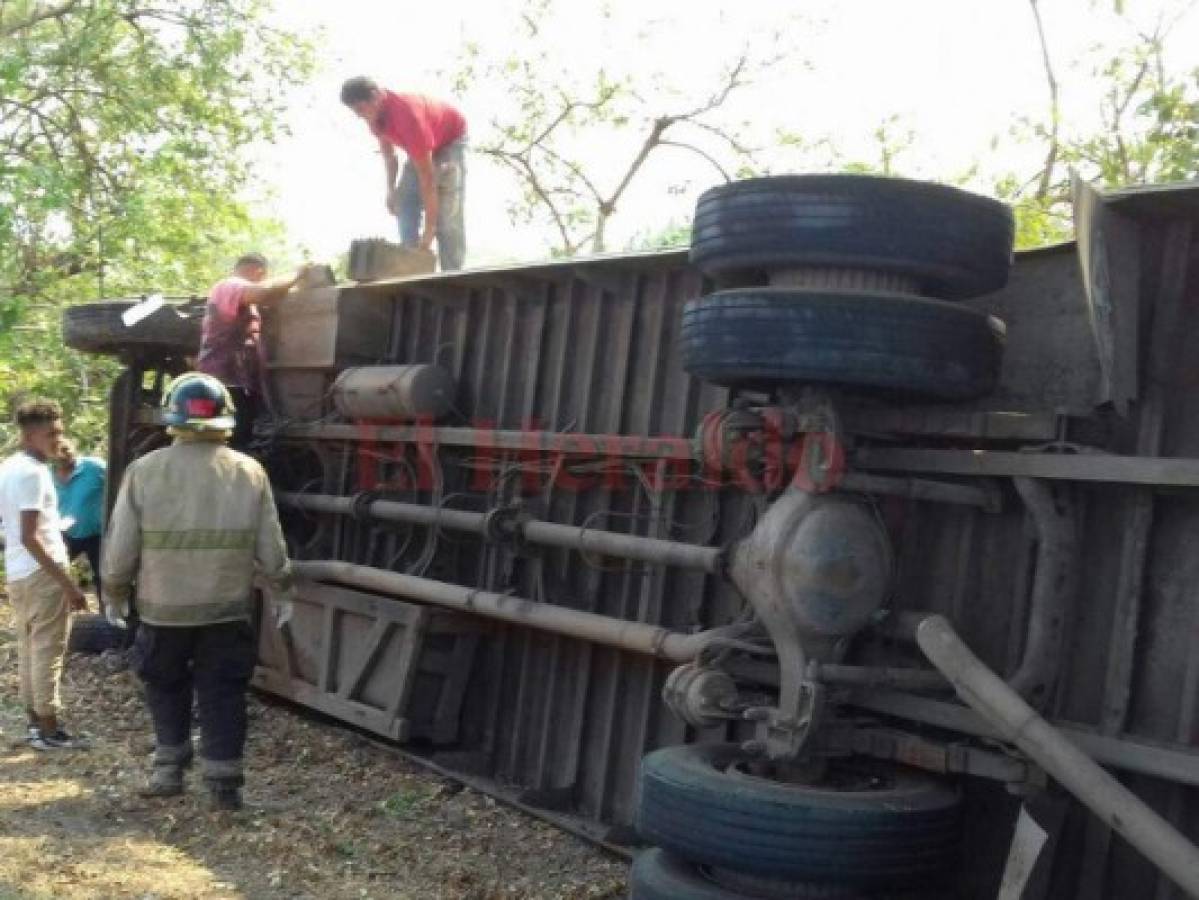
top-left (850, 724), bottom-right (1043, 788)
top-left (742, 680), bottom-right (828, 759)
top-left (481, 503), bottom-right (535, 555)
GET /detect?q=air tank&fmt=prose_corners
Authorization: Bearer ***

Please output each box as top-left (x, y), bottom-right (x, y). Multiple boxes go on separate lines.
top-left (331, 365), bottom-right (455, 421)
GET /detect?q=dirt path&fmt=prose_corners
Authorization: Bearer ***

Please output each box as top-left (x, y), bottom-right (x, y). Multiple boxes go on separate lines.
top-left (0, 605), bottom-right (627, 899)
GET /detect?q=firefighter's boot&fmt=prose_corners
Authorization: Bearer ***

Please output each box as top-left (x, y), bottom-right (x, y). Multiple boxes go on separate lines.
top-left (207, 777), bottom-right (243, 812)
top-left (139, 742), bottom-right (192, 798)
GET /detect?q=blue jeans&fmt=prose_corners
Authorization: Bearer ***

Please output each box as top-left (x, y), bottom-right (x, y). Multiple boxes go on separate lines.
top-left (397, 138), bottom-right (467, 271)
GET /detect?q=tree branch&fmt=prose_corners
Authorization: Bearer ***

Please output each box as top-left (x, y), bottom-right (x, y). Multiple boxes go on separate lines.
top-left (526, 88), bottom-right (618, 150)
top-left (675, 53), bottom-right (750, 121)
top-left (1029, 0), bottom-right (1061, 200)
top-left (0, 0), bottom-right (82, 37)
top-left (532, 142), bottom-right (606, 205)
top-left (682, 118), bottom-right (757, 158)
top-left (604, 120), bottom-right (669, 214)
top-left (587, 57), bottom-right (754, 251)
top-left (484, 148), bottom-right (578, 254)
top-left (658, 139), bottom-right (732, 181)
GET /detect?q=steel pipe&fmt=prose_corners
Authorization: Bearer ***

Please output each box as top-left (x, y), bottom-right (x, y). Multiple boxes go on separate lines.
top-left (279, 492), bottom-right (724, 574)
top-left (280, 492), bottom-right (485, 534)
top-left (519, 518), bottom-right (722, 572)
top-left (808, 662), bottom-right (950, 693)
top-left (292, 560), bottom-right (726, 663)
top-left (914, 613), bottom-right (1199, 899)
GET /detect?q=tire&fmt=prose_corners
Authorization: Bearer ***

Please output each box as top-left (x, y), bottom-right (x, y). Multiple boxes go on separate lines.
top-left (63, 300), bottom-right (203, 357)
top-left (690, 175), bottom-right (1014, 299)
top-left (680, 288), bottom-right (1005, 400)
top-left (68, 613), bottom-right (126, 654)
top-left (630, 849), bottom-right (952, 900)
top-left (632, 849), bottom-right (870, 899)
top-left (630, 850), bottom-right (756, 900)
top-left (635, 744), bottom-right (961, 888)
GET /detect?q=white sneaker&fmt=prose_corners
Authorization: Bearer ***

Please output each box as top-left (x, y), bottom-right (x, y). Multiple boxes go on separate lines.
top-left (28, 728), bottom-right (89, 751)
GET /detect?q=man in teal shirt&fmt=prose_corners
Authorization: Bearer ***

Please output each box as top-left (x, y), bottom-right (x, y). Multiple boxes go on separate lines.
top-left (52, 440), bottom-right (106, 597)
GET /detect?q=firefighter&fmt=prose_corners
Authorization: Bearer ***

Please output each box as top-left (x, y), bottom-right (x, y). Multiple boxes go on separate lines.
top-left (101, 373), bottom-right (295, 810)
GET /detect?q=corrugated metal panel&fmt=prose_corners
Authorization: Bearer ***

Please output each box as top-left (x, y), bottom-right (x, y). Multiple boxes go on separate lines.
top-left (263, 207), bottom-right (1199, 897)
top-left (287, 259), bottom-right (752, 830)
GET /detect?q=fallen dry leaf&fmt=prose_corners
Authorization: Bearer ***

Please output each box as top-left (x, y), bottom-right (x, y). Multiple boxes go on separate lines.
top-left (0, 601), bottom-right (627, 899)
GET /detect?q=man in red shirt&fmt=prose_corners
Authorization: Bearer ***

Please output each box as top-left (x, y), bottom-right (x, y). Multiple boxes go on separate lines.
top-left (197, 253), bottom-right (315, 449)
top-left (340, 77), bottom-right (468, 271)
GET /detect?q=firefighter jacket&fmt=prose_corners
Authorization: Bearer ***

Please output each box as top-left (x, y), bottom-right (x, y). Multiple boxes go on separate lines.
top-left (101, 437), bottom-right (295, 626)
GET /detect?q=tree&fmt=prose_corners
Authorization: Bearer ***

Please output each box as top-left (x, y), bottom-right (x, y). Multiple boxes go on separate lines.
top-left (0, 0), bottom-right (313, 449)
top-left (447, 1), bottom-right (796, 256)
top-left (625, 220), bottom-right (692, 252)
top-left (998, 0), bottom-right (1198, 247)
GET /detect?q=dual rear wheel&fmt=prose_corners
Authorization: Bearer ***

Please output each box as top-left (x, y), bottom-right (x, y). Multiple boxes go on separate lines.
top-left (635, 175), bottom-right (1010, 898)
top-left (681, 175), bottom-right (1014, 401)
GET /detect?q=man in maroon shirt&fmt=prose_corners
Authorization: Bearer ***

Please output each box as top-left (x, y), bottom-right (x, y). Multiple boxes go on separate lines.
top-left (197, 253), bottom-right (316, 449)
top-left (340, 77), bottom-right (468, 271)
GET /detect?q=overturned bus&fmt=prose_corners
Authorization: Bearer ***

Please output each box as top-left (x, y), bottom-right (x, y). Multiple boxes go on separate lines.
top-left (66, 174), bottom-right (1199, 899)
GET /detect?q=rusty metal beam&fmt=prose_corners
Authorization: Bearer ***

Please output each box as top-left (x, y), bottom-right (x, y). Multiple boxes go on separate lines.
top-left (841, 407), bottom-right (1060, 442)
top-left (850, 690), bottom-right (1199, 790)
top-left (274, 411), bottom-right (1062, 461)
top-left (853, 445), bottom-right (1199, 487)
top-left (838, 471), bottom-right (1002, 510)
top-left (274, 422), bottom-right (696, 459)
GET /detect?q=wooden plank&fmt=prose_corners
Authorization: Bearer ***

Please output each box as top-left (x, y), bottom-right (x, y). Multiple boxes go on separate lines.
top-left (254, 581), bottom-right (438, 742)
top-left (336, 618), bottom-right (393, 701)
top-left (252, 670), bottom-right (407, 740)
top-left (319, 605), bottom-right (338, 692)
top-left (385, 607), bottom-right (428, 717)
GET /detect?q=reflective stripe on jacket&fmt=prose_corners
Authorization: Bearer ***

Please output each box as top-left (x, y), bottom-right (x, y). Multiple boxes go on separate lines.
top-left (101, 438), bottom-right (294, 626)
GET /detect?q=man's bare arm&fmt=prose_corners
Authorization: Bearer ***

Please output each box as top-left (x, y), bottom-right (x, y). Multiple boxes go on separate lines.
top-left (381, 140), bottom-right (400, 214)
top-left (411, 152), bottom-right (439, 250)
top-left (240, 268), bottom-right (309, 307)
top-left (20, 510), bottom-right (85, 609)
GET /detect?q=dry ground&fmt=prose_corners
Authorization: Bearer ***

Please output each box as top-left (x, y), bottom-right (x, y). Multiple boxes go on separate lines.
top-left (0, 601), bottom-right (627, 900)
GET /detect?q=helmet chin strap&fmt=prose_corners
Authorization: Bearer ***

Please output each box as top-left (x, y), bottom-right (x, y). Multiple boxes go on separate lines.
top-left (168, 427), bottom-right (232, 443)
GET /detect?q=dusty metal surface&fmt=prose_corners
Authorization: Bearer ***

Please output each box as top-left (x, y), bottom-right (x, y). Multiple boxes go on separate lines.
top-left (253, 580), bottom-right (483, 743)
top-left (113, 181), bottom-right (1191, 898)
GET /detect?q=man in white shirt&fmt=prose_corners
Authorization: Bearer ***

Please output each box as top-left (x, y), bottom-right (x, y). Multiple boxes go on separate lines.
top-left (0, 400), bottom-right (86, 749)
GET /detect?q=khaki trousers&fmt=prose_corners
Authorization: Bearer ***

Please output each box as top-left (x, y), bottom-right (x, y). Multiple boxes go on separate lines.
top-left (9, 567), bottom-right (69, 718)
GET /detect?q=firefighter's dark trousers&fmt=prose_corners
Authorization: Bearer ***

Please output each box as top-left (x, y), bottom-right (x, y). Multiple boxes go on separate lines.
top-left (131, 620), bottom-right (256, 784)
